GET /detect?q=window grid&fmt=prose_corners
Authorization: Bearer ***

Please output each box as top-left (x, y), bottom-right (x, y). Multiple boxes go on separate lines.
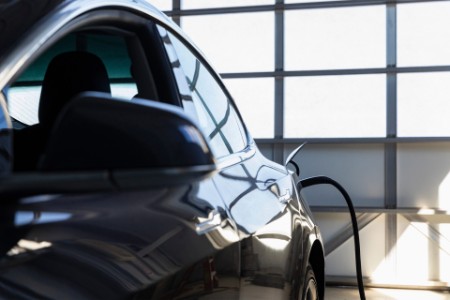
top-left (164, 0), bottom-right (450, 143)
top-left (162, 0), bottom-right (450, 209)
top-left (163, 0), bottom-right (450, 288)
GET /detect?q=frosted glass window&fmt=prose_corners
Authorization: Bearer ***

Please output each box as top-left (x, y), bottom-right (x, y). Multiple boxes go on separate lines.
top-left (110, 83), bottom-right (138, 100)
top-left (398, 2), bottom-right (450, 67)
top-left (285, 6), bottom-right (385, 70)
top-left (182, 0), bottom-right (273, 9)
top-left (397, 143), bottom-right (450, 209)
top-left (224, 78), bottom-right (274, 138)
top-left (147, 0), bottom-right (172, 11)
top-left (398, 72), bottom-right (450, 137)
top-left (8, 86), bottom-right (40, 125)
top-left (181, 13), bottom-right (274, 73)
top-left (285, 75), bottom-right (386, 138)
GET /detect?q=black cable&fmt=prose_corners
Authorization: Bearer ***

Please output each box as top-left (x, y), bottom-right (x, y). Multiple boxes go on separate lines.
top-left (299, 176), bottom-right (366, 300)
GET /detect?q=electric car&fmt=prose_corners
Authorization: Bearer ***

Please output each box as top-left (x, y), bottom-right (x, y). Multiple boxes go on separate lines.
top-left (0, 1), bottom-right (324, 299)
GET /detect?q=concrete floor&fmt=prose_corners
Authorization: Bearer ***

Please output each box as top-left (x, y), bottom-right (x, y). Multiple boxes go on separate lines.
top-left (327, 286), bottom-right (450, 300)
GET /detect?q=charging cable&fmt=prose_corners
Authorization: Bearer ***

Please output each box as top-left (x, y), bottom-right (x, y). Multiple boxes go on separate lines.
top-left (299, 176), bottom-right (366, 300)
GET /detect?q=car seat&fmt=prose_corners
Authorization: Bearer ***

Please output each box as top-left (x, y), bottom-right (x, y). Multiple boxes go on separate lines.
top-left (13, 51), bottom-right (111, 171)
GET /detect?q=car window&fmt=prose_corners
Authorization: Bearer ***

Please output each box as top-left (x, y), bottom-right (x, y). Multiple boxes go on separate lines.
top-left (7, 27), bottom-right (152, 172)
top-left (8, 33), bottom-right (138, 127)
top-left (158, 26), bottom-right (247, 159)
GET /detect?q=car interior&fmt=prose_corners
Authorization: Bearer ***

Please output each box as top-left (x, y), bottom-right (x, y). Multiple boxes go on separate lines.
top-left (13, 51), bottom-right (112, 171)
top-left (8, 25), bottom-right (175, 172)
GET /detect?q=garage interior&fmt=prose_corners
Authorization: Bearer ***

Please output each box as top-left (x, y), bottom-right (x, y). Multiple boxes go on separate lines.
top-left (153, 0), bottom-right (450, 299)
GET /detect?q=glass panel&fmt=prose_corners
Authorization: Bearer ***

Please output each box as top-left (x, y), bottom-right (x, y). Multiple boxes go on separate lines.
top-left (86, 35), bottom-right (132, 80)
top-left (159, 27), bottom-right (248, 158)
top-left (17, 35), bottom-right (75, 83)
top-left (181, 12), bottom-right (274, 73)
top-left (398, 2), bottom-right (450, 67)
top-left (284, 74), bottom-right (386, 138)
top-left (8, 83), bottom-right (136, 127)
top-left (110, 83), bottom-right (138, 100)
top-left (182, 0), bottom-right (273, 9)
top-left (8, 86), bottom-right (40, 126)
top-left (398, 72), bottom-right (450, 137)
top-left (285, 6), bottom-right (385, 70)
top-left (292, 144), bottom-right (385, 207)
top-left (397, 143), bottom-right (450, 209)
top-left (147, 0), bottom-right (172, 11)
top-left (224, 78), bottom-right (274, 138)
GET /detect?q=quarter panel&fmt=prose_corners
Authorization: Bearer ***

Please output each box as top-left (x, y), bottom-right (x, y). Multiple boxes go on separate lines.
top-left (213, 149), bottom-right (307, 299)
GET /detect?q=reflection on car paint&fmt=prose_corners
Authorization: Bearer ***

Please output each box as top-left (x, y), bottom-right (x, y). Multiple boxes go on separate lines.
top-left (0, 1), bottom-right (324, 299)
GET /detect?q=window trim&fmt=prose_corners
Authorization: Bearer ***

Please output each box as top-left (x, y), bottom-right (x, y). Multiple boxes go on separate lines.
top-left (155, 24), bottom-right (252, 146)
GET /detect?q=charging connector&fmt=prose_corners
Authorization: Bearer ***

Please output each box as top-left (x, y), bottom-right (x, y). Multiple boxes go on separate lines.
top-left (299, 176), bottom-right (366, 300)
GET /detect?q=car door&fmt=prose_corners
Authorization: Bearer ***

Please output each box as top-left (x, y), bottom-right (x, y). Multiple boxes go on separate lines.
top-left (160, 28), bottom-right (306, 299)
top-left (0, 4), bottom-right (241, 299)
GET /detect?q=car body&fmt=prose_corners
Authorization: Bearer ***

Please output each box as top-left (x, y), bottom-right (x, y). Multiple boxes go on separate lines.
top-left (0, 1), bottom-right (324, 299)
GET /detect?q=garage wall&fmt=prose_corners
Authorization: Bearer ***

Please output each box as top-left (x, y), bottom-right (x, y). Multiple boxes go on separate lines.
top-left (260, 141), bottom-right (450, 288)
top-left (154, 0), bottom-right (450, 289)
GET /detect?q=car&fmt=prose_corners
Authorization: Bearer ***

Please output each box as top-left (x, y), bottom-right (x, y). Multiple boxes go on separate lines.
top-left (0, 1), bottom-right (324, 299)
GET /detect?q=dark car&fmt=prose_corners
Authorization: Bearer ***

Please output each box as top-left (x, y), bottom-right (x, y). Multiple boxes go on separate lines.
top-left (0, 1), bottom-right (324, 299)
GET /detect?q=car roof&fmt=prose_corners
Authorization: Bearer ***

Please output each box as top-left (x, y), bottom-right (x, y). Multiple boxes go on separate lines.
top-left (0, 0), bottom-right (168, 52)
top-left (0, 0), bottom-right (180, 90)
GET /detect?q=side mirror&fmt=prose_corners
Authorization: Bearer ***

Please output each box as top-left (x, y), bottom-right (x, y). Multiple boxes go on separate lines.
top-left (41, 92), bottom-right (215, 170)
top-left (0, 93), bottom-right (216, 198)
top-left (34, 92), bottom-right (216, 187)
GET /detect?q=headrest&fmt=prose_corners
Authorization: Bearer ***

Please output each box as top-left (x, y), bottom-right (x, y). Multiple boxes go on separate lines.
top-left (38, 51), bottom-right (111, 126)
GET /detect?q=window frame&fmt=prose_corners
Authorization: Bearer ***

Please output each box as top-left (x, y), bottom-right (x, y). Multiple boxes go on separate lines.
top-left (8, 29), bottom-right (148, 127)
top-left (5, 6), bottom-right (203, 129)
top-left (155, 24), bottom-right (253, 159)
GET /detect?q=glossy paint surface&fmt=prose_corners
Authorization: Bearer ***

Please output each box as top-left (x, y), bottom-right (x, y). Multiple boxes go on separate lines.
top-left (0, 1), bottom-right (324, 299)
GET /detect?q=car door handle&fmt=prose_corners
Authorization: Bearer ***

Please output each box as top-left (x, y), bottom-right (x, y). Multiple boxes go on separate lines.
top-left (195, 210), bottom-right (222, 235)
top-left (278, 189), bottom-right (292, 204)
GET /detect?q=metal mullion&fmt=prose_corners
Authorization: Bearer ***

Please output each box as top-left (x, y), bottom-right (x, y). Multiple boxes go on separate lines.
top-left (165, 0), bottom-right (450, 17)
top-left (221, 68), bottom-right (387, 79)
top-left (273, 0), bottom-right (284, 164)
top-left (385, 1), bottom-right (398, 283)
top-left (172, 0), bottom-right (181, 26)
top-left (255, 137), bottom-right (450, 144)
top-left (396, 0), bottom-right (450, 4)
top-left (165, 5), bottom-right (275, 16)
top-left (386, 2), bottom-right (397, 207)
top-left (284, 0), bottom-right (450, 10)
top-left (396, 65), bottom-right (450, 73)
top-left (220, 65), bottom-right (450, 79)
top-left (284, 0), bottom-right (390, 10)
top-left (165, 0), bottom-right (413, 17)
